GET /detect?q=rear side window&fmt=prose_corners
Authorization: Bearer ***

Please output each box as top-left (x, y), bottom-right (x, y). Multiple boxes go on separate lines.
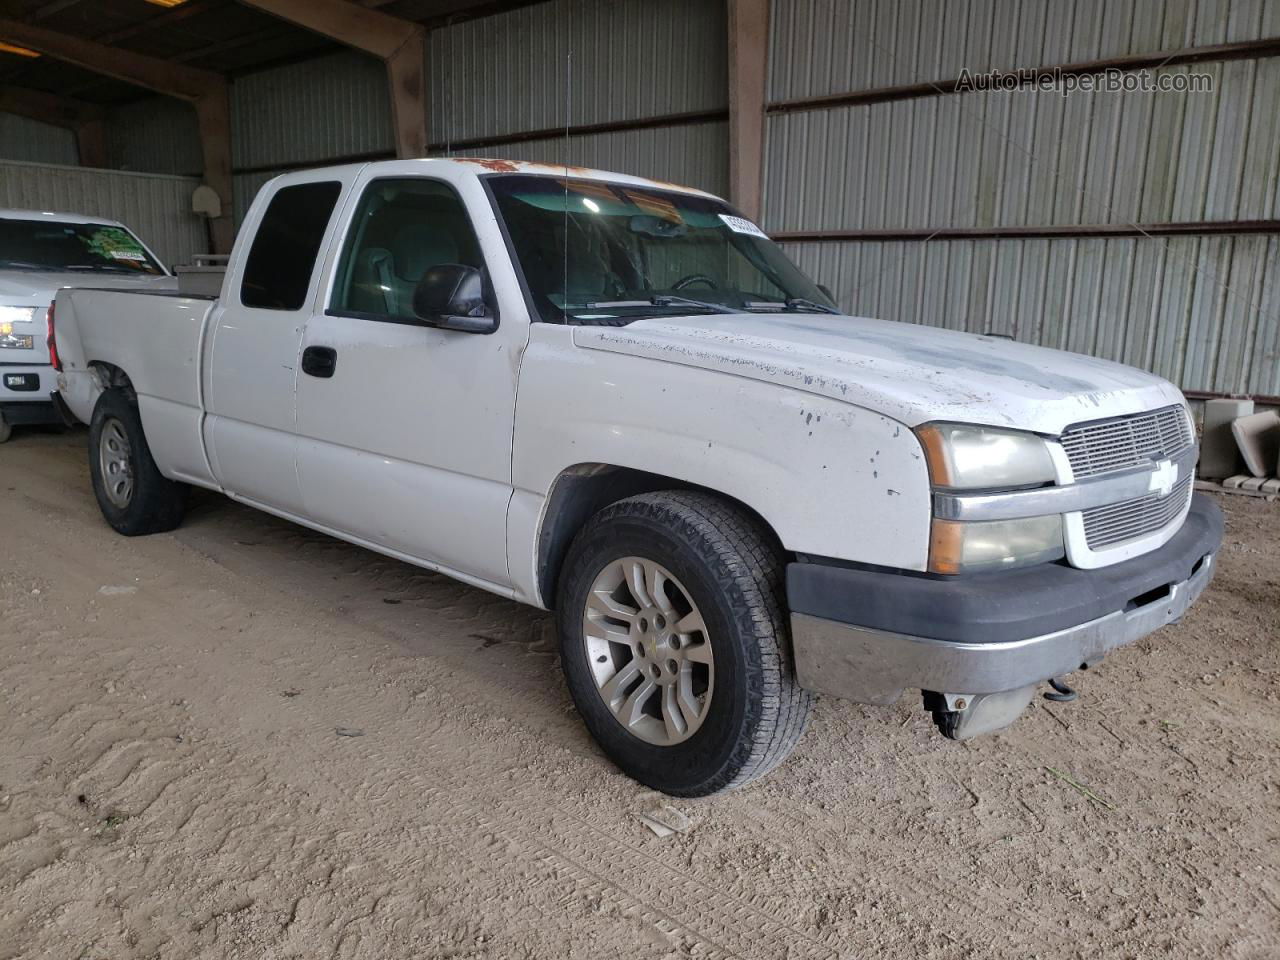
top-left (240, 181), bottom-right (342, 310)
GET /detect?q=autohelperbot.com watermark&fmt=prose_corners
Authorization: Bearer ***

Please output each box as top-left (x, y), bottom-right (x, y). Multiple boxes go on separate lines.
top-left (957, 66), bottom-right (1214, 96)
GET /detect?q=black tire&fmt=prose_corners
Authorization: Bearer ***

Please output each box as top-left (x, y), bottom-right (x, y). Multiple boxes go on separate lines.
top-left (88, 388), bottom-right (187, 536)
top-left (556, 491), bottom-right (813, 796)
top-left (0, 412), bottom-right (10, 444)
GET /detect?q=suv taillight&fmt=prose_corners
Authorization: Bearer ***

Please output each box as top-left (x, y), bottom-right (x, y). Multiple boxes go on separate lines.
top-left (46, 301), bottom-right (61, 372)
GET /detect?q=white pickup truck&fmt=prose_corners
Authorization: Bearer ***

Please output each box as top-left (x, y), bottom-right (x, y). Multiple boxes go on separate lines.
top-left (0, 209), bottom-right (173, 442)
top-left (53, 159), bottom-right (1222, 795)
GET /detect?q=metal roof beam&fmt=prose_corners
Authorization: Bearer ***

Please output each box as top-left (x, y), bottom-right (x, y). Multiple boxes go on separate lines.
top-left (239, 0), bottom-right (428, 158)
top-left (0, 17), bottom-right (223, 99)
top-left (0, 83), bottom-right (102, 126)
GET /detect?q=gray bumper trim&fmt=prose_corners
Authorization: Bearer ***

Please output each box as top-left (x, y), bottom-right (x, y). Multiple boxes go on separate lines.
top-left (791, 552), bottom-right (1214, 705)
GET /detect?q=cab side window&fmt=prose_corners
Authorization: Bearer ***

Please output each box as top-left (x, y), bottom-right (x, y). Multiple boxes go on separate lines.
top-left (330, 178), bottom-right (484, 322)
top-left (240, 181), bottom-right (342, 310)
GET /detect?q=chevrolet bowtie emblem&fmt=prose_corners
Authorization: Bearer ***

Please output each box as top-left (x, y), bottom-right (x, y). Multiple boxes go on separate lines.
top-left (1148, 458), bottom-right (1178, 497)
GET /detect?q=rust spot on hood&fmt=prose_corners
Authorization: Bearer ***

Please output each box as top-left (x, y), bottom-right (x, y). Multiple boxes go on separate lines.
top-left (453, 157), bottom-right (520, 172)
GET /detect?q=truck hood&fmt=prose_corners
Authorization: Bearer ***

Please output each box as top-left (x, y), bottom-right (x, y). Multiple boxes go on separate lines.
top-left (573, 313), bottom-right (1187, 435)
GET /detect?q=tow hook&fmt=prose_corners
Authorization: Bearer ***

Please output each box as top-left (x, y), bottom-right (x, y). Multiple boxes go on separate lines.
top-left (1043, 677), bottom-right (1078, 702)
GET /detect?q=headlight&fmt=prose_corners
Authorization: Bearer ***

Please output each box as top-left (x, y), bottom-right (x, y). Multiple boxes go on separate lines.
top-left (929, 515), bottom-right (1065, 574)
top-left (0, 306), bottom-right (39, 349)
top-left (917, 423), bottom-right (1062, 573)
top-left (0, 305), bottom-right (38, 325)
top-left (916, 422), bottom-right (1055, 489)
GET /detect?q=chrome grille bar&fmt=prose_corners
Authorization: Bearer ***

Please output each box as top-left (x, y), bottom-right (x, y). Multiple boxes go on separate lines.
top-left (1060, 405), bottom-right (1192, 480)
top-left (1083, 476), bottom-right (1193, 549)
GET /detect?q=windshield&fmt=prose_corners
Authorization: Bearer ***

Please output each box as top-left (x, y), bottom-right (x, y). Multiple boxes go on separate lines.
top-left (487, 174), bottom-right (836, 324)
top-left (0, 218), bottom-right (165, 275)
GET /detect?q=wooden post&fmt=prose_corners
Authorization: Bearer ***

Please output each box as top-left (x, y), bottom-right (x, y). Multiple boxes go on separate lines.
top-left (727, 0), bottom-right (769, 222)
top-left (195, 89), bottom-right (235, 254)
top-left (75, 118), bottom-right (108, 167)
top-left (387, 29), bottom-right (428, 158)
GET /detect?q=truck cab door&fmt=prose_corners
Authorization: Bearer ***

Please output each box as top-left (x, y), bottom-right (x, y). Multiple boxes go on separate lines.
top-left (204, 177), bottom-right (347, 514)
top-left (294, 169), bottom-right (529, 590)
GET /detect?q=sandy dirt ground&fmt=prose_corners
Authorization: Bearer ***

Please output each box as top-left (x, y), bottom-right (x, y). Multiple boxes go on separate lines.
top-left (0, 427), bottom-right (1277, 960)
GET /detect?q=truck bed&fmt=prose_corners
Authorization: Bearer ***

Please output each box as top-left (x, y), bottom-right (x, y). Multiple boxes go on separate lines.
top-left (55, 287), bottom-right (219, 487)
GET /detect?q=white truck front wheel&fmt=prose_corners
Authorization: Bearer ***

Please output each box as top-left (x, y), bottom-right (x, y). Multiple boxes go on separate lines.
top-left (0, 412), bottom-right (10, 444)
top-left (557, 491), bottom-right (813, 796)
top-left (581, 555), bottom-right (716, 747)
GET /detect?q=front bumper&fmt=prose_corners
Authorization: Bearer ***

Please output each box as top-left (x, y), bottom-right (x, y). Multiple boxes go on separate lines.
top-left (788, 494), bottom-right (1223, 705)
top-left (1, 364), bottom-right (60, 424)
top-left (0, 365), bottom-right (70, 428)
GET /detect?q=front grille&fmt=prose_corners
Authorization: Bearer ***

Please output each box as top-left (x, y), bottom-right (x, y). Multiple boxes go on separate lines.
top-left (1059, 405), bottom-right (1191, 480)
top-left (1060, 406), bottom-right (1195, 551)
top-left (1082, 476), bottom-right (1193, 549)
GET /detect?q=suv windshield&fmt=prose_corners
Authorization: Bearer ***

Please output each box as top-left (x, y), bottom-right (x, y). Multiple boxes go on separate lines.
top-left (488, 174), bottom-right (836, 324)
top-left (0, 218), bottom-right (165, 275)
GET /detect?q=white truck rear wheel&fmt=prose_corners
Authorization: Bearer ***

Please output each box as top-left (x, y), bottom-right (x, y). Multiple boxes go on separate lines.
top-left (88, 389), bottom-right (188, 536)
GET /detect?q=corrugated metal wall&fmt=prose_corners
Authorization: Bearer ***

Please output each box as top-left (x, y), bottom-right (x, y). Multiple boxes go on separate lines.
top-left (0, 114), bottom-right (78, 166)
top-left (227, 50), bottom-right (394, 222)
top-left (0, 160), bottom-right (207, 267)
top-left (766, 58), bottom-right (1280, 231)
top-left (231, 50), bottom-right (393, 171)
top-left (784, 234), bottom-right (1280, 396)
top-left (429, 0), bottom-right (728, 195)
top-left (5, 0), bottom-right (729, 230)
top-left (428, 0), bottom-right (726, 143)
top-left (109, 97), bottom-right (202, 176)
top-left (767, 0), bottom-right (1280, 397)
top-left (221, 0), bottom-right (730, 221)
top-left (769, 0), bottom-right (1280, 101)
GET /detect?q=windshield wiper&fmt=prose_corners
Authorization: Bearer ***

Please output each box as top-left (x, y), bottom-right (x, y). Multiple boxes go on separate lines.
top-left (576, 296), bottom-right (739, 315)
top-left (743, 297), bottom-right (841, 315)
top-left (784, 297), bottom-right (840, 314)
top-left (647, 295), bottom-right (738, 314)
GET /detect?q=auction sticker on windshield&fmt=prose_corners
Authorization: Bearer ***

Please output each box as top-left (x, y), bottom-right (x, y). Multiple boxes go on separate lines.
top-left (83, 227), bottom-right (148, 262)
top-left (718, 214), bottom-right (768, 239)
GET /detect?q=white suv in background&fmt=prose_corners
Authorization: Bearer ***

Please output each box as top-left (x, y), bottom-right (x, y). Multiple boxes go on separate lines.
top-left (0, 210), bottom-right (174, 442)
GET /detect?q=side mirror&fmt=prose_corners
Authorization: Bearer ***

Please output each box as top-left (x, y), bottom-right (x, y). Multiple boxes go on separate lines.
top-left (412, 264), bottom-right (498, 334)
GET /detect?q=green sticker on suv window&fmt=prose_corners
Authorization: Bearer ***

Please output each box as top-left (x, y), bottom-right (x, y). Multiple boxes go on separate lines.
top-left (83, 227), bottom-right (147, 262)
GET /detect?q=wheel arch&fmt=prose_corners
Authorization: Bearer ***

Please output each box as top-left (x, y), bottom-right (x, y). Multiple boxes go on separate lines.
top-left (535, 462), bottom-right (785, 610)
top-left (89, 361), bottom-right (135, 395)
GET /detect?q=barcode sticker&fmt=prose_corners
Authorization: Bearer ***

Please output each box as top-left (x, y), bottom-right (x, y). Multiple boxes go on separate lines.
top-left (718, 214), bottom-right (768, 239)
